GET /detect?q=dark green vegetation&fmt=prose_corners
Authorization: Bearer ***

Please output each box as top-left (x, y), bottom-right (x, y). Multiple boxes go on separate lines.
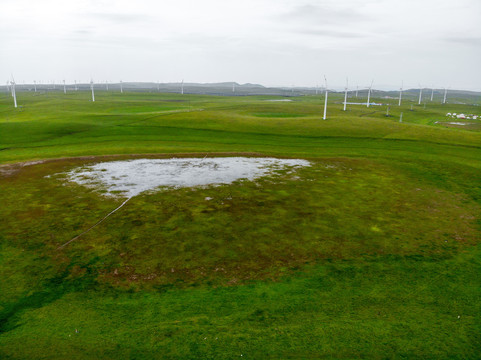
top-left (1, 90), bottom-right (480, 359)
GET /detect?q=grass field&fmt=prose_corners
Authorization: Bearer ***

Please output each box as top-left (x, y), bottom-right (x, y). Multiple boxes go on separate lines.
top-left (1, 90), bottom-right (480, 359)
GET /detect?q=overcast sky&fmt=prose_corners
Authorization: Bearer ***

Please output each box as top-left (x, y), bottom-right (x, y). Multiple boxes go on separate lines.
top-left (1, 0), bottom-right (480, 90)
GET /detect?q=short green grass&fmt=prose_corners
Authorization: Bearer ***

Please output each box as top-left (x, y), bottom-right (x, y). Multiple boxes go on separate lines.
top-left (0, 90), bottom-right (480, 359)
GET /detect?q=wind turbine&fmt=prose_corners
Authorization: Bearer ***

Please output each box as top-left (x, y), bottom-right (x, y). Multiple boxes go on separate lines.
top-left (443, 88), bottom-right (448, 104)
top-left (106, 81), bottom-right (109, 91)
top-left (157, 81), bottom-right (160, 92)
top-left (430, 87), bottom-right (434, 101)
top-left (418, 85), bottom-right (423, 105)
top-left (232, 82), bottom-right (235, 93)
top-left (315, 84), bottom-right (318, 95)
top-left (63, 80), bottom-right (66, 94)
top-left (34, 80), bottom-right (37, 92)
top-left (11, 76), bottom-right (17, 108)
top-left (343, 78), bottom-right (348, 111)
top-left (366, 80), bottom-right (373, 108)
top-left (120, 80), bottom-right (123, 93)
top-left (90, 79), bottom-right (95, 102)
top-left (181, 79), bottom-right (184, 95)
top-left (355, 85), bottom-right (358, 98)
top-left (75, 80), bottom-right (78, 91)
top-left (399, 81), bottom-right (403, 106)
top-left (323, 76), bottom-right (328, 120)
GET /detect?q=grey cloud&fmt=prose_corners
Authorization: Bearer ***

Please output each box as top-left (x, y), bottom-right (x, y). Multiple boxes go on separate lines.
top-left (86, 12), bottom-right (154, 23)
top-left (280, 4), bottom-right (371, 25)
top-left (444, 37), bottom-right (481, 47)
top-left (72, 29), bottom-right (93, 35)
top-left (296, 29), bottom-right (366, 38)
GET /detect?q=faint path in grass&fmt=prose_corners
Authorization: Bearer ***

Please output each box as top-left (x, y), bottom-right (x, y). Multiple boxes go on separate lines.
top-left (57, 197), bottom-right (132, 250)
top-left (359, 111), bottom-right (380, 117)
top-left (116, 108), bottom-right (204, 127)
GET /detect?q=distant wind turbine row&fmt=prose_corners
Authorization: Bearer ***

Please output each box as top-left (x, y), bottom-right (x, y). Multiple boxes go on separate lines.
top-left (5, 78), bottom-right (454, 116)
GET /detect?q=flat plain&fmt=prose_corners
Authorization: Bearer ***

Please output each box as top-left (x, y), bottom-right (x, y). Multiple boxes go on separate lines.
top-left (0, 90), bottom-right (480, 359)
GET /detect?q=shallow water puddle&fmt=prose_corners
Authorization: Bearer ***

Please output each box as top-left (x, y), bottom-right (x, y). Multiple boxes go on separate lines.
top-left (66, 157), bottom-right (310, 198)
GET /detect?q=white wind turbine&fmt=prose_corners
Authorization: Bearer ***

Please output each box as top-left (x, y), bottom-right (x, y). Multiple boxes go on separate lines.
top-left (11, 76), bottom-right (17, 108)
top-left (366, 80), bottom-right (373, 108)
top-left (430, 87), bottom-right (434, 101)
top-left (34, 80), bottom-right (37, 92)
top-left (343, 78), bottom-right (348, 111)
top-left (399, 81), bottom-right (403, 106)
top-left (323, 76), bottom-right (328, 120)
top-left (63, 80), bottom-right (66, 94)
top-left (418, 85), bottom-right (423, 105)
top-left (120, 80), bottom-right (123, 93)
top-left (355, 85), bottom-right (358, 98)
top-left (157, 81), bottom-right (160, 92)
top-left (443, 88), bottom-right (448, 104)
top-left (181, 79), bottom-right (184, 95)
top-left (232, 82), bottom-right (235, 93)
top-left (75, 80), bottom-right (78, 91)
top-left (90, 79), bottom-right (95, 102)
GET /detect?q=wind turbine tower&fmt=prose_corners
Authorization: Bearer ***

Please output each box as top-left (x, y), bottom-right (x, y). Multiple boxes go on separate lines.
top-left (356, 85), bottom-right (358, 98)
top-left (343, 78), bottom-right (348, 111)
top-left (63, 80), bottom-right (66, 94)
top-left (34, 80), bottom-right (37, 92)
top-left (11, 79), bottom-right (17, 108)
top-left (120, 80), bottom-right (123, 93)
top-left (367, 80), bottom-right (373, 108)
top-left (443, 88), bottom-right (448, 104)
top-left (430, 88), bottom-right (434, 101)
top-left (90, 80), bottom-right (95, 102)
top-left (181, 79), bottom-right (184, 95)
top-left (323, 76), bottom-right (328, 120)
top-left (232, 82), bottom-right (235, 93)
top-left (418, 86), bottom-right (423, 105)
top-left (399, 81), bottom-right (403, 106)
top-left (157, 81), bottom-right (160, 92)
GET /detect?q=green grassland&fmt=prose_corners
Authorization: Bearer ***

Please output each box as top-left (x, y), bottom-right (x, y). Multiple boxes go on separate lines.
top-left (0, 90), bottom-right (480, 359)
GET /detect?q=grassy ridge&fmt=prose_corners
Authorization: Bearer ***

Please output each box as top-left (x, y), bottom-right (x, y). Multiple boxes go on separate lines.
top-left (0, 91), bottom-right (480, 358)
top-left (1, 91), bottom-right (480, 164)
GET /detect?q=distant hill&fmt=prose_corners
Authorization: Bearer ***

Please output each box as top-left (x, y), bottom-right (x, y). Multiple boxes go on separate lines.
top-left (2, 82), bottom-right (480, 99)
